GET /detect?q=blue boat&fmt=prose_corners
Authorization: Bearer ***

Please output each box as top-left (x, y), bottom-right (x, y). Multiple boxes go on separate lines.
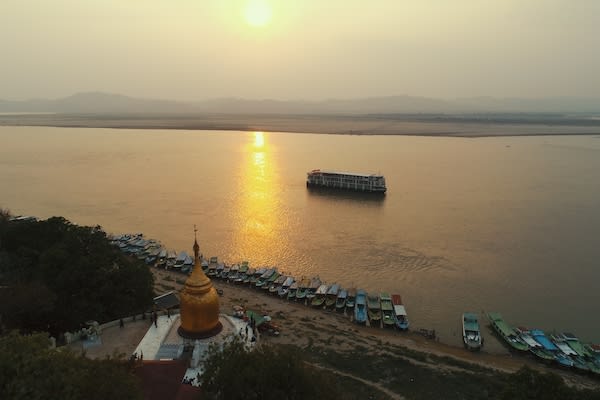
top-left (530, 329), bottom-right (572, 366)
top-left (354, 289), bottom-right (367, 325)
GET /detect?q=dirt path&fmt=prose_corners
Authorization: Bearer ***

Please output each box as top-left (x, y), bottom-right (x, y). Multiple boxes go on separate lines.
top-left (309, 362), bottom-right (406, 400)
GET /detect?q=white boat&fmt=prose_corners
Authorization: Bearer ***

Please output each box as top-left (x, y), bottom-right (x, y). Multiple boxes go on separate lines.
top-left (462, 312), bottom-right (483, 351)
top-left (278, 276), bottom-right (295, 297)
top-left (174, 251), bottom-right (187, 269)
top-left (325, 283), bottom-right (340, 309)
top-left (306, 169), bottom-right (386, 193)
top-left (182, 255), bottom-right (194, 273)
top-left (311, 284), bottom-right (329, 308)
top-left (391, 294), bottom-right (409, 330)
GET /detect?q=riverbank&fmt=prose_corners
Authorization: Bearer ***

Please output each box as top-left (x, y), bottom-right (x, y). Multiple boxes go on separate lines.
top-left (2, 112), bottom-right (600, 137)
top-left (151, 268), bottom-right (600, 391)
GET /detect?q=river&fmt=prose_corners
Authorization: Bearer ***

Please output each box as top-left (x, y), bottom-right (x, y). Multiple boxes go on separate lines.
top-left (1, 126), bottom-right (599, 350)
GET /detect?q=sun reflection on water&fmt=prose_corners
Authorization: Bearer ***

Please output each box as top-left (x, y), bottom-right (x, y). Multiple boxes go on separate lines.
top-left (231, 132), bottom-right (285, 265)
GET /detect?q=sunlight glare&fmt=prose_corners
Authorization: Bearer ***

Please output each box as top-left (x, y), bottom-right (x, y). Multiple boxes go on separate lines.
top-left (253, 131), bottom-right (265, 148)
top-left (244, 0), bottom-right (272, 27)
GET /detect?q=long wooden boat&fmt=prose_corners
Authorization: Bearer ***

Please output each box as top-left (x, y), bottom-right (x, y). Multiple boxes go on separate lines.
top-left (367, 294), bottom-right (382, 326)
top-left (462, 312), bottom-right (483, 351)
top-left (311, 284), bottom-right (329, 308)
top-left (325, 284), bottom-right (340, 309)
top-left (228, 264), bottom-right (240, 282)
top-left (335, 289), bottom-right (347, 312)
top-left (255, 268), bottom-right (275, 289)
top-left (295, 277), bottom-right (311, 301)
top-left (249, 267), bottom-right (266, 285)
top-left (380, 293), bottom-right (395, 328)
top-left (487, 312), bottom-right (529, 352)
top-left (286, 280), bottom-right (299, 300)
top-left (529, 329), bottom-right (561, 363)
top-left (269, 274), bottom-right (287, 294)
top-left (345, 288), bottom-right (356, 311)
top-left (278, 276), bottom-right (295, 298)
top-left (243, 268), bottom-right (255, 284)
top-left (354, 289), bottom-right (367, 324)
top-left (306, 277), bottom-right (322, 301)
top-left (391, 294), bottom-right (409, 330)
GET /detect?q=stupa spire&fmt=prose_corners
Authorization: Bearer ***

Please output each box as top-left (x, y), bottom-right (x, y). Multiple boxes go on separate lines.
top-left (193, 224), bottom-right (200, 264)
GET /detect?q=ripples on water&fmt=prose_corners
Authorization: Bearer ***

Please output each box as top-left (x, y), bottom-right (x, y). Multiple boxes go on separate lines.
top-left (1, 127), bottom-right (600, 349)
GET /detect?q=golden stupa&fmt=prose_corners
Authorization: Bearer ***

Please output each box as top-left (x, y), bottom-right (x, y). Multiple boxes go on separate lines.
top-left (177, 228), bottom-right (222, 339)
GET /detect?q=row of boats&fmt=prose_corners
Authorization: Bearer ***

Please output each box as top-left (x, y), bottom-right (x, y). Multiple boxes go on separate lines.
top-left (461, 311), bottom-right (600, 376)
top-left (109, 233), bottom-right (409, 331)
top-left (111, 233), bottom-right (599, 376)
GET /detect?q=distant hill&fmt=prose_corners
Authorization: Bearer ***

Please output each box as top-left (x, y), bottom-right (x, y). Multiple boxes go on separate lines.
top-left (2, 92), bottom-right (600, 114)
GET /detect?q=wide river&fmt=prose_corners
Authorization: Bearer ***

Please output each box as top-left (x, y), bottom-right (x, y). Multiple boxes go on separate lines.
top-left (1, 126), bottom-right (599, 351)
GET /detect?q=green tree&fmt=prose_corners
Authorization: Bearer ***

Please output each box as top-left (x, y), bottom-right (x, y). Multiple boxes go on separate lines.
top-left (0, 217), bottom-right (154, 335)
top-left (0, 331), bottom-right (142, 400)
top-left (201, 338), bottom-right (340, 400)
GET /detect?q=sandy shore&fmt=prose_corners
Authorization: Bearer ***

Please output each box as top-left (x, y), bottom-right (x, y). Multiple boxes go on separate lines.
top-left (150, 268), bottom-right (599, 390)
top-left (2, 113), bottom-right (600, 137)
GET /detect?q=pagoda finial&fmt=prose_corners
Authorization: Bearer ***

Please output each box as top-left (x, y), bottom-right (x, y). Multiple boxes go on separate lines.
top-left (193, 225), bottom-right (200, 262)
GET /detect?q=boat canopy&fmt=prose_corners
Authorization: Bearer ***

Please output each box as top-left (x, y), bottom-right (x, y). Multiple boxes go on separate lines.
top-left (488, 312), bottom-right (518, 338)
top-left (394, 305), bottom-right (407, 316)
top-left (530, 330), bottom-right (558, 351)
top-left (308, 169), bottom-right (384, 178)
top-left (555, 342), bottom-right (578, 356)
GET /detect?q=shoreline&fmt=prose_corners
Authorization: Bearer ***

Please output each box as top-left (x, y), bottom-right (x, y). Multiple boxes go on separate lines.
top-left (2, 113), bottom-right (600, 137)
top-left (149, 267), bottom-right (599, 390)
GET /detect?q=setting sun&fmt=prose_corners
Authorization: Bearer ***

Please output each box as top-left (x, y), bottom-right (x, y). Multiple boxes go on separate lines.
top-left (244, 0), bottom-right (272, 27)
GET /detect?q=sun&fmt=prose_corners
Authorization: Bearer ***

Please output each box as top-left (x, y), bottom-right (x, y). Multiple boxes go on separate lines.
top-left (244, 0), bottom-right (272, 27)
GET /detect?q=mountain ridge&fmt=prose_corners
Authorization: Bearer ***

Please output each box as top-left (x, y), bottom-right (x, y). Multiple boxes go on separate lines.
top-left (2, 91), bottom-right (600, 114)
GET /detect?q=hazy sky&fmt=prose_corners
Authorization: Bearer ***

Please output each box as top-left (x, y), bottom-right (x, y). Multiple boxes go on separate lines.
top-left (1, 0), bottom-right (599, 101)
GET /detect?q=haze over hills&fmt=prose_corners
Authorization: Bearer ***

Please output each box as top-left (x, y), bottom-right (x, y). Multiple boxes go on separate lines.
top-left (2, 92), bottom-right (600, 115)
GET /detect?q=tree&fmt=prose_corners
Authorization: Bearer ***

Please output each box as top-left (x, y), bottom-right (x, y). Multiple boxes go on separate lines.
top-left (0, 217), bottom-right (154, 335)
top-left (201, 338), bottom-right (340, 400)
top-left (0, 331), bottom-right (142, 400)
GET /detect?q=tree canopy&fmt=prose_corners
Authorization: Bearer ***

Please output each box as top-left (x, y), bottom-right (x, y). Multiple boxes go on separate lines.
top-left (0, 332), bottom-right (142, 400)
top-left (201, 339), bottom-right (340, 400)
top-left (0, 215), bottom-right (154, 335)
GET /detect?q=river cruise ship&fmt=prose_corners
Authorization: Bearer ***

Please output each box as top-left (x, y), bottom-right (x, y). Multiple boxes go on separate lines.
top-left (306, 169), bottom-right (386, 193)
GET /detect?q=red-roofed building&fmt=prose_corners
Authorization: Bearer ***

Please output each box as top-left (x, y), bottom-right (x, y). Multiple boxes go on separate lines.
top-left (135, 360), bottom-right (202, 400)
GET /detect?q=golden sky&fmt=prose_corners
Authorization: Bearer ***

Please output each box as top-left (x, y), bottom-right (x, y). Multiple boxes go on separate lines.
top-left (1, 0), bottom-right (599, 100)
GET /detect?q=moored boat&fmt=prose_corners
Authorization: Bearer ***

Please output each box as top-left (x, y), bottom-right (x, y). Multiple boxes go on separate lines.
top-left (306, 277), bottom-right (322, 301)
top-left (462, 312), bottom-right (483, 351)
top-left (287, 280), bottom-right (300, 300)
top-left (311, 284), bottom-right (329, 308)
top-left (391, 294), bottom-right (409, 330)
top-left (487, 312), bottom-right (529, 352)
top-left (367, 294), bottom-right (382, 327)
top-left (263, 269), bottom-right (280, 291)
top-left (255, 268), bottom-right (275, 289)
top-left (269, 274), bottom-right (287, 294)
top-left (249, 268), bottom-right (266, 285)
top-left (335, 289), bottom-right (348, 312)
top-left (325, 284), bottom-right (340, 309)
top-left (380, 293), bottom-right (395, 328)
top-left (295, 277), bottom-right (311, 301)
top-left (174, 251), bottom-right (187, 270)
top-left (354, 289), bottom-right (367, 324)
top-left (345, 288), bottom-right (356, 311)
top-left (529, 329), bottom-right (563, 363)
top-left (278, 276), bottom-right (295, 298)
top-left (243, 268), bottom-right (256, 284)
